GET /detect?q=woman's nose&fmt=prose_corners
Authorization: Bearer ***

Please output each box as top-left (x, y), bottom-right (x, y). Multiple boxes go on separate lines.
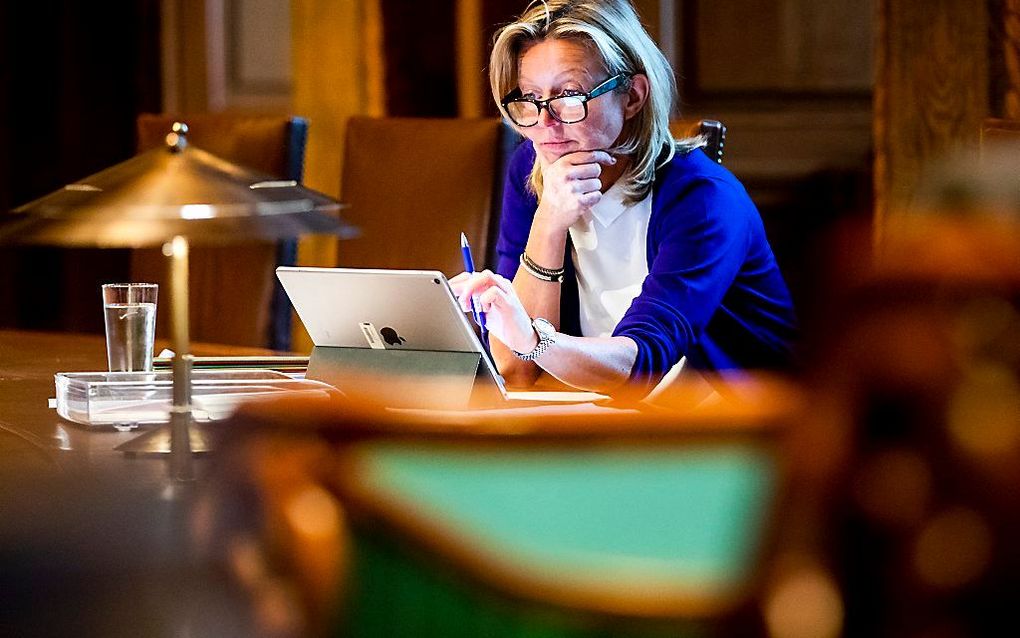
top-left (537, 105), bottom-right (558, 127)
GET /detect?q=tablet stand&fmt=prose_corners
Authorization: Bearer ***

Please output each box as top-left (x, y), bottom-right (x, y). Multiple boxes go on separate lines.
top-left (307, 346), bottom-right (504, 409)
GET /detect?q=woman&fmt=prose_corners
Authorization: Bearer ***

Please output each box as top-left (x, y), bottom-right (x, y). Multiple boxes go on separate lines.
top-left (451, 0), bottom-right (797, 397)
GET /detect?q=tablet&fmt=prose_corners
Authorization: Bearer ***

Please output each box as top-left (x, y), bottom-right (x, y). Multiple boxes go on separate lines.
top-left (276, 266), bottom-right (507, 406)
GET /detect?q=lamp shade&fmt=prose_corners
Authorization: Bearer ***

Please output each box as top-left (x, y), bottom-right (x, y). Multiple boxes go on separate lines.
top-left (0, 126), bottom-right (357, 248)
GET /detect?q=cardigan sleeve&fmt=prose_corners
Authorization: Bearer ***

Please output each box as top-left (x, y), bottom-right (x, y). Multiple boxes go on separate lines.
top-left (612, 178), bottom-right (752, 395)
top-left (493, 142), bottom-right (538, 279)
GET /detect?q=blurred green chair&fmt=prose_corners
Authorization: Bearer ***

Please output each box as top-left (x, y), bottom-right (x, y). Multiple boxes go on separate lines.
top-left (203, 381), bottom-right (800, 637)
top-left (332, 435), bottom-right (779, 637)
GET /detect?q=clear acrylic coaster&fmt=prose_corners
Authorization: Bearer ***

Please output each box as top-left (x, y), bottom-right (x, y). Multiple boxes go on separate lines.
top-left (55, 369), bottom-right (335, 427)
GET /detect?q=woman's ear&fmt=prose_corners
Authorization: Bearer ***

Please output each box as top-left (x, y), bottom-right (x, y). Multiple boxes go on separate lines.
top-left (623, 73), bottom-right (650, 120)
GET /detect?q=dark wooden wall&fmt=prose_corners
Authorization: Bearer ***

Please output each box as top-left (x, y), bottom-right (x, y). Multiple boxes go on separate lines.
top-left (990, 0), bottom-right (1019, 119)
top-left (380, 0), bottom-right (459, 117)
top-left (0, 2), bottom-right (162, 333)
top-left (674, 0), bottom-right (875, 318)
top-left (377, 0), bottom-right (520, 118)
top-left (874, 0), bottom-right (991, 239)
top-left (1008, 0), bottom-right (1020, 117)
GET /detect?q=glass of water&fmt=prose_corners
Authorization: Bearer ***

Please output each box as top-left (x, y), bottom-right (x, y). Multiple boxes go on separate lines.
top-left (101, 283), bottom-right (158, 372)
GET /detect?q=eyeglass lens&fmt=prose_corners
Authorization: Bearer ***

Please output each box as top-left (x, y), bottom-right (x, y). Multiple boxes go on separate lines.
top-left (506, 95), bottom-right (587, 126)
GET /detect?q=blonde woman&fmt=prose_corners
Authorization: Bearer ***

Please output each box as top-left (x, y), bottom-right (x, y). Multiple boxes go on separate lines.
top-left (452, 0), bottom-right (797, 397)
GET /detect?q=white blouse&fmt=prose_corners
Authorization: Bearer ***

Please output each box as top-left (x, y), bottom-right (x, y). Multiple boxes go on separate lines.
top-left (566, 181), bottom-right (714, 405)
top-left (568, 181), bottom-right (652, 338)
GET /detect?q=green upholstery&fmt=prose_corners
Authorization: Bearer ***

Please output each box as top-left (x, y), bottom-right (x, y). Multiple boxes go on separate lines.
top-left (345, 530), bottom-right (704, 638)
top-left (336, 440), bottom-right (777, 636)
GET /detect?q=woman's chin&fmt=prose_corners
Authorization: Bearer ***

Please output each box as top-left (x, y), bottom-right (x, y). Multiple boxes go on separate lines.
top-left (538, 146), bottom-right (571, 164)
top-left (539, 151), bottom-right (560, 165)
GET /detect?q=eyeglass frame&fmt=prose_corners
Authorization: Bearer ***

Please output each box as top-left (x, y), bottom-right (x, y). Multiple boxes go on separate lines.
top-left (500, 73), bottom-right (632, 127)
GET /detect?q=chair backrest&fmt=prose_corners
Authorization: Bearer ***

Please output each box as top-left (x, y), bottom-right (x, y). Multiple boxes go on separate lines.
top-left (338, 117), bottom-right (509, 277)
top-left (670, 119), bottom-right (727, 164)
top-left (205, 381), bottom-right (799, 636)
top-left (981, 117), bottom-right (1020, 147)
top-left (132, 114), bottom-right (308, 349)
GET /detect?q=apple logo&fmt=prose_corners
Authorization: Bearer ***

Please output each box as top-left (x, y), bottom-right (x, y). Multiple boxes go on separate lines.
top-left (379, 327), bottom-right (406, 346)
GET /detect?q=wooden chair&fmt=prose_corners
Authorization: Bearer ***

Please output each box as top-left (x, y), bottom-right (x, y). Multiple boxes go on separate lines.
top-left (199, 378), bottom-right (803, 636)
top-left (132, 113), bottom-right (308, 349)
top-left (338, 117), bottom-right (515, 276)
top-left (670, 119), bottom-right (727, 163)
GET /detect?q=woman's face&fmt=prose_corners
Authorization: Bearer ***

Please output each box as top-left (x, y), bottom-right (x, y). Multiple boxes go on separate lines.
top-left (514, 38), bottom-right (637, 165)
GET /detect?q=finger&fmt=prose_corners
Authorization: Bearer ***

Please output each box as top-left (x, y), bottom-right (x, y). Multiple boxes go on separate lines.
top-left (449, 279), bottom-right (474, 301)
top-left (560, 150), bottom-right (616, 167)
top-left (479, 285), bottom-right (511, 313)
top-left (448, 281), bottom-right (466, 298)
top-left (578, 191), bottom-right (602, 207)
top-left (572, 178), bottom-right (602, 195)
top-left (455, 279), bottom-right (480, 311)
top-left (480, 270), bottom-right (515, 295)
top-left (456, 272), bottom-right (500, 311)
top-left (448, 271), bottom-right (471, 284)
top-left (566, 163), bottom-right (602, 180)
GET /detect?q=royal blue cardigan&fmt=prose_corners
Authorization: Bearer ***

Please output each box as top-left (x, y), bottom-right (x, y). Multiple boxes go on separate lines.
top-left (494, 141), bottom-right (798, 396)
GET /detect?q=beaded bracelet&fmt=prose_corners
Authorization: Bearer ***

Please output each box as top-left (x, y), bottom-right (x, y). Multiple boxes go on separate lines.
top-left (519, 253), bottom-right (565, 283)
top-left (521, 252), bottom-right (565, 277)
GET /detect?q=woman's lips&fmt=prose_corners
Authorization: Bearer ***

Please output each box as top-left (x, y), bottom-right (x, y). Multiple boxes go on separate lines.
top-left (540, 140), bottom-right (572, 151)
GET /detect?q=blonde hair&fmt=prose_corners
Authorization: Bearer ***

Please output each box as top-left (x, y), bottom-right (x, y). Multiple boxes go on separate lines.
top-left (490, 0), bottom-right (701, 204)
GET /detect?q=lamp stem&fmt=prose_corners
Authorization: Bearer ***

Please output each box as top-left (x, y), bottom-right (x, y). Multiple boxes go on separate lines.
top-left (168, 235), bottom-right (194, 482)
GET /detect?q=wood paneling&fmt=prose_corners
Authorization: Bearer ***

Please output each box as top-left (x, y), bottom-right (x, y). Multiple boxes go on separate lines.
top-left (290, 0), bottom-right (385, 351)
top-left (456, 0), bottom-right (484, 117)
top-left (161, 0), bottom-right (213, 114)
top-left (874, 0), bottom-right (990, 242)
top-left (162, 0), bottom-right (294, 114)
top-left (1006, 0), bottom-right (1020, 118)
top-left (675, 0), bottom-right (875, 226)
top-left (691, 0), bottom-right (873, 95)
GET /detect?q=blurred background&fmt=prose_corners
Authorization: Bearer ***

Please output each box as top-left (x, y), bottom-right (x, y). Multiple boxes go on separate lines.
top-left (5, 0), bottom-right (997, 351)
top-left (2, 3), bottom-right (1020, 636)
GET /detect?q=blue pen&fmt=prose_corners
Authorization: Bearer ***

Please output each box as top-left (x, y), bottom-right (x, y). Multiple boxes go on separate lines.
top-left (460, 232), bottom-right (488, 338)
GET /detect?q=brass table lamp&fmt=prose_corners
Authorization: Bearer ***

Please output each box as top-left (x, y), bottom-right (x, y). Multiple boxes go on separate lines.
top-left (0, 122), bottom-right (356, 481)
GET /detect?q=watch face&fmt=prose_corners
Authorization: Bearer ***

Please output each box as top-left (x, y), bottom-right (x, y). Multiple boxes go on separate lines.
top-left (533, 317), bottom-right (555, 339)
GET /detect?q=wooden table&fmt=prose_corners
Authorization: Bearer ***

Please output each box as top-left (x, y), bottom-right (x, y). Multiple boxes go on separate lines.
top-left (0, 329), bottom-right (288, 486)
top-left (0, 329), bottom-right (290, 636)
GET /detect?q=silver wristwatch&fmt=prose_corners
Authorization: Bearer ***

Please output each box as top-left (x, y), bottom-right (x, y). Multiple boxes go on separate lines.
top-left (513, 317), bottom-right (556, 361)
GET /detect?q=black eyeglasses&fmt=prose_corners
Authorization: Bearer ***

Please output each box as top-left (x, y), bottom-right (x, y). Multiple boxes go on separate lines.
top-left (501, 73), bottom-right (631, 127)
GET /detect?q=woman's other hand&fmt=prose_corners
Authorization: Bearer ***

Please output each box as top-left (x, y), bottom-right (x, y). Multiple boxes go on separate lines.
top-left (536, 150), bottom-right (617, 231)
top-left (449, 270), bottom-right (538, 354)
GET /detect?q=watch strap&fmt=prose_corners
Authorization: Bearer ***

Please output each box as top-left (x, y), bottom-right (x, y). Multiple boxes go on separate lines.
top-left (513, 318), bottom-right (555, 361)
